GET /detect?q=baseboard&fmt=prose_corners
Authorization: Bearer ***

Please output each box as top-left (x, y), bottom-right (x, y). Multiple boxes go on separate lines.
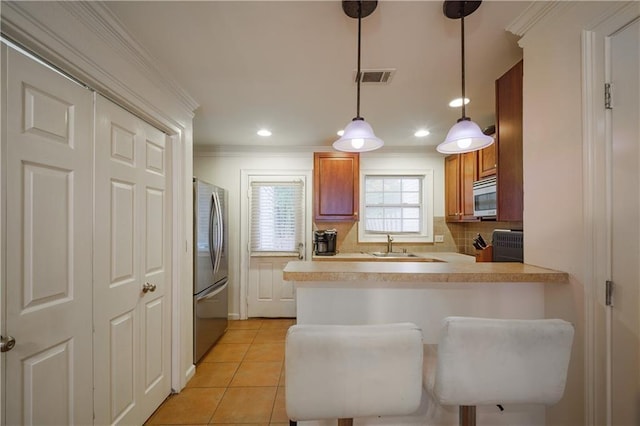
top-left (184, 364), bottom-right (196, 385)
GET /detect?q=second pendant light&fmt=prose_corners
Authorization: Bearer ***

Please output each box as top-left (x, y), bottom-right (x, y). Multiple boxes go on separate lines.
top-left (437, 1), bottom-right (494, 154)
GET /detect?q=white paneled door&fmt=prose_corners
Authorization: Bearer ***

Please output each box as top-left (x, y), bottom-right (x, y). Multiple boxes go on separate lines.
top-left (609, 17), bottom-right (640, 426)
top-left (93, 96), bottom-right (172, 424)
top-left (246, 176), bottom-right (305, 318)
top-left (2, 44), bottom-right (95, 424)
top-left (248, 257), bottom-right (298, 317)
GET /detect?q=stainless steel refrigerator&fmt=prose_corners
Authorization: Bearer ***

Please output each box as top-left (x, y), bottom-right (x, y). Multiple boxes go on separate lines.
top-left (193, 178), bottom-right (229, 363)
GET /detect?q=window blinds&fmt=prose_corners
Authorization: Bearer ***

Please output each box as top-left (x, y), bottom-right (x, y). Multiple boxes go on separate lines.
top-left (250, 180), bottom-right (304, 253)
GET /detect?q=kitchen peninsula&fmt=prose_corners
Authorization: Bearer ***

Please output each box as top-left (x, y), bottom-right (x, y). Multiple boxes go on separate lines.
top-left (283, 255), bottom-right (568, 343)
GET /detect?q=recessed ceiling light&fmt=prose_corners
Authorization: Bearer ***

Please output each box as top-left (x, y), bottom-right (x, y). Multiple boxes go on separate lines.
top-left (414, 129), bottom-right (430, 138)
top-left (448, 97), bottom-right (470, 108)
top-left (337, 130), bottom-right (344, 136)
top-left (257, 129), bottom-right (272, 137)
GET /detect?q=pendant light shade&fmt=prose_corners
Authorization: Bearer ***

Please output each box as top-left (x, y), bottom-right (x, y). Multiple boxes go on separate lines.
top-left (333, 1), bottom-right (384, 153)
top-left (437, 1), bottom-right (494, 154)
top-left (333, 118), bottom-right (384, 152)
top-left (437, 117), bottom-right (494, 154)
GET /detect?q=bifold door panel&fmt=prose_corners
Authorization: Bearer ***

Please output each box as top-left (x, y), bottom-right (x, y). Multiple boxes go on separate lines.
top-left (3, 43), bottom-right (94, 425)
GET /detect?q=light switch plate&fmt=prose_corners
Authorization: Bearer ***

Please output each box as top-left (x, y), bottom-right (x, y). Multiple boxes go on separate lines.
top-left (435, 235), bottom-right (444, 243)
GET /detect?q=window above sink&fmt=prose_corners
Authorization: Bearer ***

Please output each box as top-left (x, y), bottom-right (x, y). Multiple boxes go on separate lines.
top-left (358, 169), bottom-right (434, 244)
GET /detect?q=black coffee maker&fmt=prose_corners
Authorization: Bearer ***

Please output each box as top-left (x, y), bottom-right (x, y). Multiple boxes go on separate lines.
top-left (314, 229), bottom-right (337, 256)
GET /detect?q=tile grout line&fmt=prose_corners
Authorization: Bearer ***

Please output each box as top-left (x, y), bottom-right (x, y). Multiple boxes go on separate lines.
top-left (155, 319), bottom-right (292, 425)
top-left (207, 322), bottom-right (259, 425)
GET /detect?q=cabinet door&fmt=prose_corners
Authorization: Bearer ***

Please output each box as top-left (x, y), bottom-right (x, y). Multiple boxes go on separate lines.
top-left (445, 153), bottom-right (479, 222)
top-left (314, 152), bottom-right (359, 221)
top-left (444, 155), bottom-right (462, 221)
top-left (461, 151), bottom-right (478, 220)
top-left (478, 142), bottom-right (497, 178)
top-left (496, 60), bottom-right (523, 221)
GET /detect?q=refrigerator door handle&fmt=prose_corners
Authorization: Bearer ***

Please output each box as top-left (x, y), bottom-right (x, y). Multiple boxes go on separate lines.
top-left (214, 191), bottom-right (223, 274)
top-left (209, 192), bottom-right (218, 275)
top-left (211, 191), bottom-right (223, 275)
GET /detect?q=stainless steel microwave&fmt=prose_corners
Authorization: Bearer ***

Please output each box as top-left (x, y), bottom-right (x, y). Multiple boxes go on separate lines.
top-left (473, 176), bottom-right (497, 218)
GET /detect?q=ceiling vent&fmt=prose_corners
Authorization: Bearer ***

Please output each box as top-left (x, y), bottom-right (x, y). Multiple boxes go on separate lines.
top-left (354, 69), bottom-right (396, 84)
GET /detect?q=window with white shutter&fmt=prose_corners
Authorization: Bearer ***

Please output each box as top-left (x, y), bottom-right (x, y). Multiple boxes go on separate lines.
top-left (250, 180), bottom-right (304, 255)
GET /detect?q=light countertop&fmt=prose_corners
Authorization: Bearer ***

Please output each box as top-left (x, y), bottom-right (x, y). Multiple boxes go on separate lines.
top-left (311, 252), bottom-right (472, 263)
top-left (284, 252), bottom-right (569, 287)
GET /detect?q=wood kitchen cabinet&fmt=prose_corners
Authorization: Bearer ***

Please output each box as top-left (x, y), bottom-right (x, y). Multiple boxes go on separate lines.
top-left (495, 60), bottom-right (523, 221)
top-left (477, 141), bottom-right (497, 178)
top-left (314, 152), bottom-right (359, 221)
top-left (444, 60), bottom-right (522, 223)
top-left (445, 152), bottom-right (479, 222)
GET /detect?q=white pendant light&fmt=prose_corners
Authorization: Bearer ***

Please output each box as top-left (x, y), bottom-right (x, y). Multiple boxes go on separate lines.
top-left (334, 118), bottom-right (383, 152)
top-left (437, 1), bottom-right (494, 154)
top-left (334, 1), bottom-right (384, 153)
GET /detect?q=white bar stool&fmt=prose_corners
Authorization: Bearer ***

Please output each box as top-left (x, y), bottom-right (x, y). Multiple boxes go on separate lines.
top-left (423, 317), bottom-right (574, 426)
top-left (285, 323), bottom-right (423, 426)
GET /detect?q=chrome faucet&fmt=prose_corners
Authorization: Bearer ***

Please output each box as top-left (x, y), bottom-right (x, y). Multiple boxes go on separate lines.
top-left (386, 234), bottom-right (394, 253)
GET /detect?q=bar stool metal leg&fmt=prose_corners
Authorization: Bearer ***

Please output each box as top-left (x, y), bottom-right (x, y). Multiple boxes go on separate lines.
top-left (459, 405), bottom-right (476, 426)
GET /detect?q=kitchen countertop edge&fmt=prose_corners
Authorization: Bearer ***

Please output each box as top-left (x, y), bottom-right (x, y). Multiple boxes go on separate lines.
top-left (284, 256), bottom-right (569, 285)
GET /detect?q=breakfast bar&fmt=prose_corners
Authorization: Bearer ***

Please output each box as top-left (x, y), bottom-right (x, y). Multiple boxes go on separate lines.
top-left (283, 256), bottom-right (570, 425)
top-left (283, 255), bottom-right (569, 343)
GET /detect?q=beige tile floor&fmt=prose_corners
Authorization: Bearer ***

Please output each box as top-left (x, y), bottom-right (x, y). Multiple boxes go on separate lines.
top-left (146, 318), bottom-right (295, 426)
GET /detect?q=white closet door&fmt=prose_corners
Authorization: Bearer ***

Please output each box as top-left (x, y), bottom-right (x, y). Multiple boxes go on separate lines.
top-left (2, 44), bottom-right (94, 425)
top-left (93, 95), bottom-right (171, 425)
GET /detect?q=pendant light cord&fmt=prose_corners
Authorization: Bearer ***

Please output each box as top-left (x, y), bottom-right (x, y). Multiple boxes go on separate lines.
top-left (460, 8), bottom-right (466, 119)
top-left (356, 0), bottom-right (362, 119)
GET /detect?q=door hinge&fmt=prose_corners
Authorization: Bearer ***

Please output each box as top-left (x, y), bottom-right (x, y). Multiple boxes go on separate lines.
top-left (605, 280), bottom-right (613, 306)
top-left (605, 83), bottom-right (613, 110)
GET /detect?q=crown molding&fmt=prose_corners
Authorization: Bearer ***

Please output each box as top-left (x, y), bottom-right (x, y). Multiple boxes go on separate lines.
top-left (1, 1), bottom-right (198, 131)
top-left (65, 2), bottom-right (199, 113)
top-left (506, 1), bottom-right (566, 37)
top-left (194, 143), bottom-right (442, 157)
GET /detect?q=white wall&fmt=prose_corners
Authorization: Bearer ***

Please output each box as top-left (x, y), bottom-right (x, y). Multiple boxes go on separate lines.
top-left (194, 149), bottom-right (444, 318)
top-left (516, 2), bottom-right (632, 424)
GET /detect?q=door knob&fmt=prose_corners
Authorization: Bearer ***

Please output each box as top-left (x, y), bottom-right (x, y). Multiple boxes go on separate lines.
top-left (142, 282), bottom-right (157, 293)
top-left (1, 335), bottom-right (16, 352)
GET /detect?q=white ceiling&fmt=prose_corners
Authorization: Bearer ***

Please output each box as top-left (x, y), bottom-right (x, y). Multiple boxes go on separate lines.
top-left (104, 1), bottom-right (530, 153)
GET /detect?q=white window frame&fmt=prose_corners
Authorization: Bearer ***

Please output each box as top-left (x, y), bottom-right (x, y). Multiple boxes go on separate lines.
top-left (248, 175), bottom-right (306, 257)
top-left (358, 169), bottom-right (434, 243)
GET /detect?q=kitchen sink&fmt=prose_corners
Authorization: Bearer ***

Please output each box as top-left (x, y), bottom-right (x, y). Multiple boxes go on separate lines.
top-left (369, 252), bottom-right (418, 258)
top-left (363, 252), bottom-right (446, 262)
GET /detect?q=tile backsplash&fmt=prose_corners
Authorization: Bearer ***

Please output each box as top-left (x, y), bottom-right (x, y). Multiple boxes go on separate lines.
top-left (313, 218), bottom-right (522, 257)
top-left (313, 217), bottom-right (458, 254)
top-left (446, 220), bottom-right (523, 256)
